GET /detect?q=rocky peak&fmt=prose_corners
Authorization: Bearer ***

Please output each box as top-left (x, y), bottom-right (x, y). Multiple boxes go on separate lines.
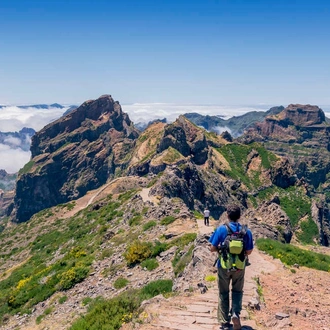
top-left (13, 95), bottom-right (139, 222)
top-left (157, 115), bottom-right (208, 165)
top-left (271, 104), bottom-right (326, 127)
top-left (31, 95), bottom-right (137, 157)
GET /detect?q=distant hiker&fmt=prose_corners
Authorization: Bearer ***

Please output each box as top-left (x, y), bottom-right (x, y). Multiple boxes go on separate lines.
top-left (209, 204), bottom-right (253, 330)
top-left (204, 208), bottom-right (210, 226)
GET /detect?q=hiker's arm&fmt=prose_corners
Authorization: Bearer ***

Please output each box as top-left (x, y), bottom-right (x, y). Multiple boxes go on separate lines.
top-left (245, 249), bottom-right (253, 256)
top-left (210, 245), bottom-right (219, 253)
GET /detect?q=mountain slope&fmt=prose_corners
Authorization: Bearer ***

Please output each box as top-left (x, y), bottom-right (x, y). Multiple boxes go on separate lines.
top-left (13, 95), bottom-right (139, 223)
top-left (1, 96), bottom-right (330, 329)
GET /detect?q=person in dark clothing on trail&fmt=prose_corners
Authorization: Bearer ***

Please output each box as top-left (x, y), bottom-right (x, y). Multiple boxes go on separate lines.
top-left (209, 204), bottom-right (253, 330)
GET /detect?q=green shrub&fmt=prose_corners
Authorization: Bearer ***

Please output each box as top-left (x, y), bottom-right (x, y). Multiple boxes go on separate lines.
top-left (123, 240), bottom-right (152, 265)
top-left (193, 210), bottom-right (203, 219)
top-left (82, 297), bottom-right (93, 306)
top-left (205, 275), bottom-right (217, 282)
top-left (36, 307), bottom-right (53, 324)
top-left (257, 238), bottom-right (330, 272)
top-left (279, 187), bottom-right (311, 227)
top-left (140, 279), bottom-right (173, 299)
top-left (114, 277), bottom-right (129, 289)
top-left (70, 280), bottom-right (173, 330)
top-left (160, 216), bottom-right (176, 225)
top-left (57, 266), bottom-right (90, 290)
top-left (118, 190), bottom-right (137, 202)
top-left (172, 245), bottom-right (194, 276)
top-left (58, 296), bottom-right (68, 304)
top-left (100, 248), bottom-right (113, 260)
top-left (129, 214), bottom-right (142, 226)
top-left (297, 217), bottom-right (319, 244)
top-left (141, 258), bottom-right (159, 271)
top-left (167, 233), bottom-right (197, 250)
top-left (70, 291), bottom-right (141, 330)
top-left (143, 220), bottom-right (157, 231)
top-left (151, 241), bottom-right (167, 257)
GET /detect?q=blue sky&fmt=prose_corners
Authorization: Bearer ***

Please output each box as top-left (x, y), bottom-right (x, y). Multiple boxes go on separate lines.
top-left (0, 0), bottom-right (329, 106)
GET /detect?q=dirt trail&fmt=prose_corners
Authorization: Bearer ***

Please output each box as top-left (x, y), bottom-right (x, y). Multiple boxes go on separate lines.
top-left (133, 219), bottom-right (278, 330)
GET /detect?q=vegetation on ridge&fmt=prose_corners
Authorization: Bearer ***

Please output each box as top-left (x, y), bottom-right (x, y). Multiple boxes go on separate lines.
top-left (216, 142), bottom-right (278, 189)
top-left (70, 279), bottom-right (173, 330)
top-left (257, 238), bottom-right (330, 272)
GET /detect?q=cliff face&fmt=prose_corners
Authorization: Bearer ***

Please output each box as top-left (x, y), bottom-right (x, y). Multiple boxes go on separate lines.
top-left (241, 104), bottom-right (330, 187)
top-left (14, 95), bottom-right (139, 222)
top-left (248, 104), bottom-right (329, 141)
top-left (239, 104), bottom-right (330, 245)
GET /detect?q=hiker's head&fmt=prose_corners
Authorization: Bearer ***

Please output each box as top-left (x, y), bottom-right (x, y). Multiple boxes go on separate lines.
top-left (226, 204), bottom-right (241, 221)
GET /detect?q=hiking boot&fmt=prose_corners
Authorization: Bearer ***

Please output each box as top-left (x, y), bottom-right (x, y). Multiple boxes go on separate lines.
top-left (220, 322), bottom-right (231, 330)
top-left (232, 313), bottom-right (241, 330)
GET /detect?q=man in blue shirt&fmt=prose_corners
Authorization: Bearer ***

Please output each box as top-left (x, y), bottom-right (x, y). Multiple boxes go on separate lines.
top-left (209, 204), bottom-right (253, 330)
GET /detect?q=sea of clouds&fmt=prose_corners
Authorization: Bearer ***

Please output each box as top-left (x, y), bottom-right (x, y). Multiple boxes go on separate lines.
top-left (0, 105), bottom-right (69, 173)
top-left (1, 102), bottom-right (330, 174)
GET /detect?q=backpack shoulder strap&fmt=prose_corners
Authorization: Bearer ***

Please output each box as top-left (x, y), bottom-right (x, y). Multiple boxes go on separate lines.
top-left (224, 222), bottom-right (233, 235)
top-left (239, 224), bottom-right (248, 236)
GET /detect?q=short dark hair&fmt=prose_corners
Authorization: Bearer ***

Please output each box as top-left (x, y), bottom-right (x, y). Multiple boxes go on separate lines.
top-left (226, 204), bottom-right (241, 221)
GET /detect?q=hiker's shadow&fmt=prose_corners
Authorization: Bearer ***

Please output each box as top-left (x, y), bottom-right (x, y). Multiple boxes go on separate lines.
top-left (241, 326), bottom-right (254, 330)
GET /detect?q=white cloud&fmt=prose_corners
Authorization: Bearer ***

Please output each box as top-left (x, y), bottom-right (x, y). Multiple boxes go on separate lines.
top-left (4, 135), bottom-right (22, 147)
top-left (0, 102), bottom-right (270, 173)
top-left (0, 106), bottom-right (68, 132)
top-left (122, 103), bottom-right (268, 124)
top-left (0, 144), bottom-right (31, 174)
top-left (213, 126), bottom-right (232, 135)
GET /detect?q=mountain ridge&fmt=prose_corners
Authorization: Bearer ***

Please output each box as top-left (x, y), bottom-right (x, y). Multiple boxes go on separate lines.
top-left (1, 94), bottom-right (330, 329)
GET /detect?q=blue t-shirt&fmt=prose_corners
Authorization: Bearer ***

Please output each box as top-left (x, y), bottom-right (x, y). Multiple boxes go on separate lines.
top-left (209, 222), bottom-right (254, 268)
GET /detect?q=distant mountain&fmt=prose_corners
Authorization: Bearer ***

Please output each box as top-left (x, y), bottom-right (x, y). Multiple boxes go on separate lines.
top-left (134, 118), bottom-right (167, 131)
top-left (0, 169), bottom-right (16, 192)
top-left (184, 106), bottom-right (284, 137)
top-left (0, 127), bottom-right (36, 151)
top-left (62, 105), bottom-right (78, 116)
top-left (0, 103), bottom-right (65, 109)
top-left (17, 103), bottom-right (65, 109)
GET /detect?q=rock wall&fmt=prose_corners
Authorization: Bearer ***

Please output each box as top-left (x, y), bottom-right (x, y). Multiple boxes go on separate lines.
top-left (14, 95), bottom-right (139, 222)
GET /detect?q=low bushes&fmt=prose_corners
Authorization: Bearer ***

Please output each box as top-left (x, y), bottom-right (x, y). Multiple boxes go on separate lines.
top-left (257, 238), bottom-right (330, 272)
top-left (70, 279), bottom-right (173, 330)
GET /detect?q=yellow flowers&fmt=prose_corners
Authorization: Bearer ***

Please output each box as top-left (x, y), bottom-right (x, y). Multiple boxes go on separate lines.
top-left (69, 247), bottom-right (87, 258)
top-left (16, 277), bottom-right (31, 290)
top-left (121, 312), bottom-right (134, 323)
top-left (205, 275), bottom-right (217, 282)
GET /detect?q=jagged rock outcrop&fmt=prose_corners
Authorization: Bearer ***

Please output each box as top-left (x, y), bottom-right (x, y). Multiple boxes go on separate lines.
top-left (157, 116), bottom-right (209, 165)
top-left (311, 200), bottom-right (330, 246)
top-left (13, 95), bottom-right (139, 222)
top-left (150, 161), bottom-right (246, 219)
top-left (128, 116), bottom-right (225, 177)
top-left (244, 200), bottom-right (293, 243)
top-left (269, 158), bottom-right (297, 188)
top-left (240, 104), bottom-right (330, 191)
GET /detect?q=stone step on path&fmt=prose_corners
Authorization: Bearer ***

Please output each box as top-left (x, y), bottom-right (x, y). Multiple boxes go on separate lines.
top-left (130, 219), bottom-right (277, 330)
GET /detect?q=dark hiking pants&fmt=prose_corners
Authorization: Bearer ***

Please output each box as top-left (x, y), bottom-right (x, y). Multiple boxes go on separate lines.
top-left (217, 267), bottom-right (245, 323)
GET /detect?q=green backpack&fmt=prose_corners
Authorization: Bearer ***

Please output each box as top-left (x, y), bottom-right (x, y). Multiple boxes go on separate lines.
top-left (219, 223), bottom-right (247, 270)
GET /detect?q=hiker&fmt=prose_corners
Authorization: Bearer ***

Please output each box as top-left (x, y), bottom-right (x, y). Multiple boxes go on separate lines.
top-left (209, 204), bottom-right (253, 330)
top-left (204, 208), bottom-right (210, 226)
